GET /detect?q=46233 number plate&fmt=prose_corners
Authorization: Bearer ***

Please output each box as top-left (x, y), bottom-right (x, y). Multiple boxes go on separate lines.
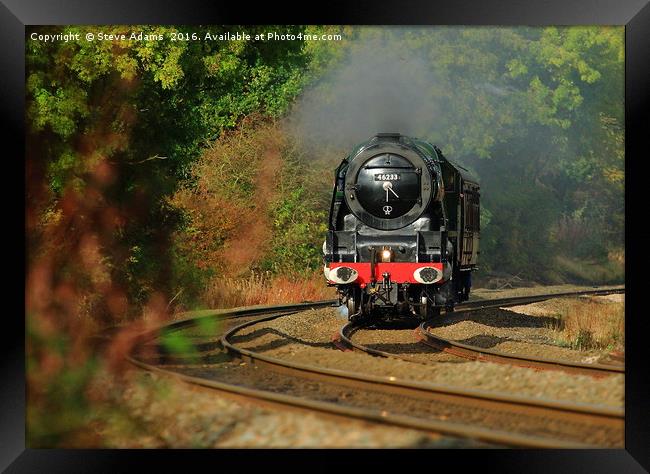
top-left (374, 173), bottom-right (401, 181)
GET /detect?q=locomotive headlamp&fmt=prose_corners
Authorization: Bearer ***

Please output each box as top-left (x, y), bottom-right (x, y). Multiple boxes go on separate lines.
top-left (413, 266), bottom-right (442, 284)
top-left (328, 266), bottom-right (359, 284)
top-left (380, 247), bottom-right (393, 262)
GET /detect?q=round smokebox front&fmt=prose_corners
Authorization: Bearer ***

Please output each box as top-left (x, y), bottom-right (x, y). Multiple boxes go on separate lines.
top-left (355, 153), bottom-right (420, 219)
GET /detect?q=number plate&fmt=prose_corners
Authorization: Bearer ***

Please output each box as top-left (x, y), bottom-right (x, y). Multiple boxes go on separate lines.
top-left (374, 173), bottom-right (401, 181)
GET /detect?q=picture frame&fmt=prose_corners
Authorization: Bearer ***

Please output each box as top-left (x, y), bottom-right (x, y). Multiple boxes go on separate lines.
top-left (5, 0), bottom-right (648, 471)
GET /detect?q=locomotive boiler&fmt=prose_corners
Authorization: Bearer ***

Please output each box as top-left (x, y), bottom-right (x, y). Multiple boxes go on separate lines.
top-left (323, 133), bottom-right (480, 320)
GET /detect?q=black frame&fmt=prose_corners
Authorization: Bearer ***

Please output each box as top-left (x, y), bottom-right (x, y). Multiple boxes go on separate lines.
top-left (5, 0), bottom-right (649, 471)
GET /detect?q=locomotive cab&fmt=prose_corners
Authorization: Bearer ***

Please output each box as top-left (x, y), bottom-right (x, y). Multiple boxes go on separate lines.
top-left (324, 133), bottom-right (479, 320)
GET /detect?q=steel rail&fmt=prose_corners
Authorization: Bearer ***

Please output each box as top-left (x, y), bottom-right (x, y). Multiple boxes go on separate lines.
top-left (454, 287), bottom-right (624, 311)
top-left (127, 301), bottom-right (335, 365)
top-left (126, 288), bottom-right (624, 448)
top-left (338, 288), bottom-right (625, 378)
top-left (133, 300), bottom-right (335, 341)
top-left (419, 288), bottom-right (625, 377)
top-left (219, 311), bottom-right (622, 448)
top-left (417, 323), bottom-right (624, 377)
top-left (127, 352), bottom-right (589, 448)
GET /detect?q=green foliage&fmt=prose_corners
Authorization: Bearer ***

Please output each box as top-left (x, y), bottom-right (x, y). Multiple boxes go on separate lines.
top-left (27, 316), bottom-right (100, 447)
top-left (168, 238), bottom-right (212, 308)
top-left (259, 139), bottom-right (333, 276)
top-left (47, 148), bottom-right (77, 194)
top-left (573, 329), bottom-right (595, 350)
top-left (265, 186), bottom-right (328, 274)
top-left (555, 255), bottom-right (624, 285)
top-left (392, 26), bottom-right (623, 281)
top-left (27, 25), bottom-right (347, 313)
top-left (29, 82), bottom-right (89, 137)
top-left (479, 175), bottom-right (561, 277)
top-left (480, 206), bottom-right (493, 230)
top-left (195, 316), bottom-right (219, 335)
top-left (27, 24), bottom-right (624, 313)
top-left (160, 329), bottom-right (198, 362)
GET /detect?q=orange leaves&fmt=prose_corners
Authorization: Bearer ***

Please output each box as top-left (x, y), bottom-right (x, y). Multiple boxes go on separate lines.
top-left (170, 117), bottom-right (286, 278)
top-left (202, 272), bottom-right (335, 309)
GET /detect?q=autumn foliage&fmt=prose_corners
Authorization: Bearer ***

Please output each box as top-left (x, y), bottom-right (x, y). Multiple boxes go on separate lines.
top-left (25, 25), bottom-right (624, 447)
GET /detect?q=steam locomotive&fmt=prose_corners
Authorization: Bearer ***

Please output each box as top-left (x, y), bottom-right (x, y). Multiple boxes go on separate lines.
top-left (323, 133), bottom-right (480, 320)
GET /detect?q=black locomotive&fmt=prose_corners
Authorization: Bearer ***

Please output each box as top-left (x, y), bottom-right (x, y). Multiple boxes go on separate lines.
top-left (323, 133), bottom-right (480, 320)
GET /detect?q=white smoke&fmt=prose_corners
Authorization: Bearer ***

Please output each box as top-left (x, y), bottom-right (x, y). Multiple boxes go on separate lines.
top-left (286, 30), bottom-right (441, 153)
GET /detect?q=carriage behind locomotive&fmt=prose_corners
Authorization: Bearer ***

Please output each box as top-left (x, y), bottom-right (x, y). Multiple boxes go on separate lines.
top-left (323, 133), bottom-right (480, 320)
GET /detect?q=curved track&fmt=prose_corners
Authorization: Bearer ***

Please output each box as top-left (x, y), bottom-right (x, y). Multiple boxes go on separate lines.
top-left (338, 288), bottom-right (625, 378)
top-left (127, 288), bottom-right (624, 448)
top-left (416, 322), bottom-right (623, 377)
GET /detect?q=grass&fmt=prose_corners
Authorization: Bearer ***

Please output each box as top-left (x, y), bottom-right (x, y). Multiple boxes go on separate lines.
top-left (201, 271), bottom-right (335, 309)
top-left (555, 254), bottom-right (624, 286)
top-left (545, 297), bottom-right (624, 351)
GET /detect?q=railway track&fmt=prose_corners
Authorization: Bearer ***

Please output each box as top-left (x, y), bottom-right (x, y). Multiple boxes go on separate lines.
top-left (416, 322), bottom-right (623, 378)
top-left (127, 287), bottom-right (624, 448)
top-left (338, 287), bottom-right (625, 378)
